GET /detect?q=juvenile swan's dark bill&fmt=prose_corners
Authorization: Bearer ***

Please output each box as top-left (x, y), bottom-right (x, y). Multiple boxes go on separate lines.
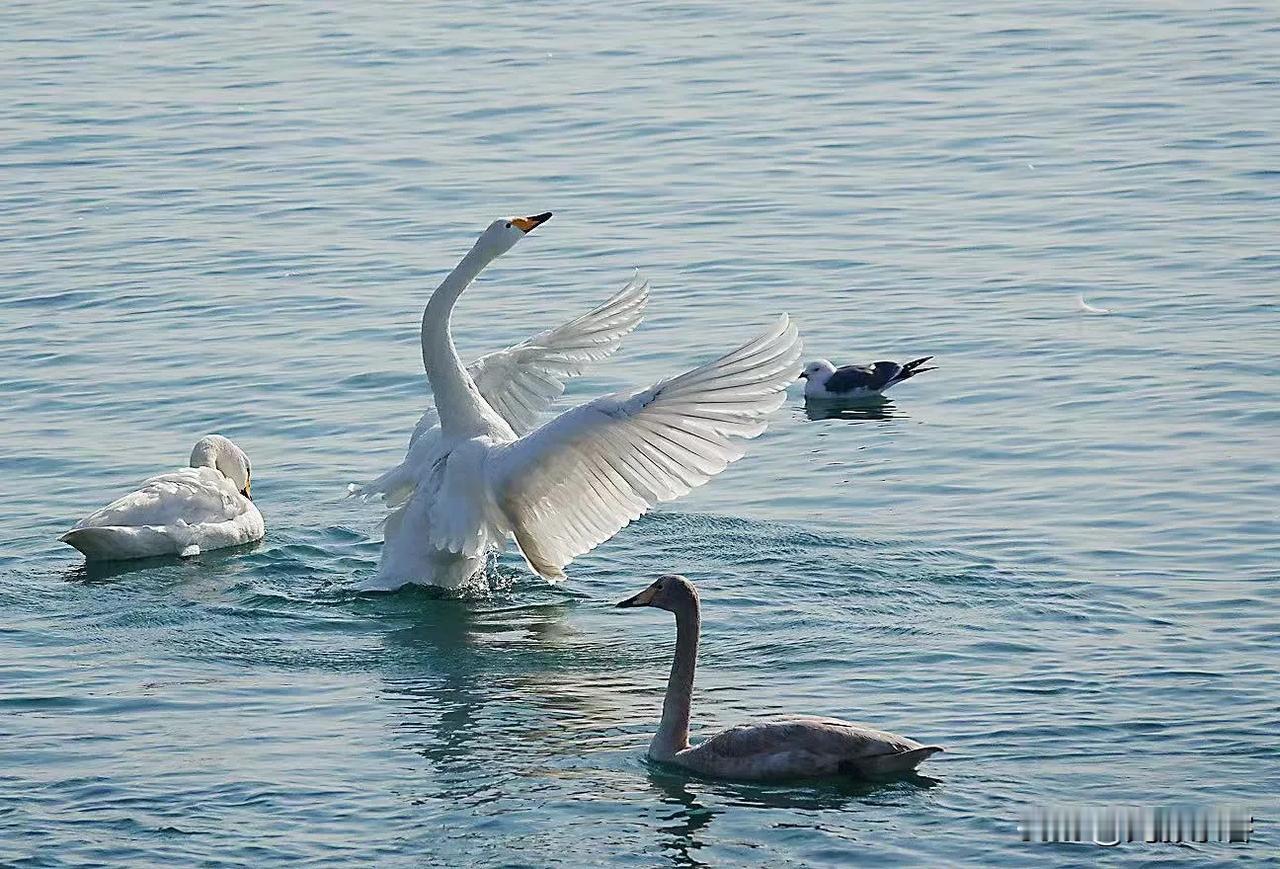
top-left (615, 585), bottom-right (658, 607)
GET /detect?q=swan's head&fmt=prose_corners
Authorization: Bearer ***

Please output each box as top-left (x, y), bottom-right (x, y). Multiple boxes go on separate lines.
top-left (616, 574), bottom-right (699, 613)
top-left (799, 359), bottom-right (836, 383)
top-left (190, 435), bottom-right (253, 500)
top-left (474, 212), bottom-right (553, 258)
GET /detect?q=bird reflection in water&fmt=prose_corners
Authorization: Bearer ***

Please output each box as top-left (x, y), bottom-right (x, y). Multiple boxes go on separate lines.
top-left (374, 578), bottom-right (632, 795)
top-left (378, 590), bottom-right (579, 763)
top-left (647, 769), bottom-right (720, 869)
top-left (61, 538), bottom-right (264, 585)
top-left (647, 764), bottom-right (940, 867)
top-left (803, 396), bottom-right (905, 422)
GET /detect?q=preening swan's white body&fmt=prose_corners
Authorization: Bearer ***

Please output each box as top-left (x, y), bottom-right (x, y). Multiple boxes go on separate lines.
top-left (362, 213), bottom-right (802, 592)
top-left (617, 575), bottom-right (943, 780)
top-left (61, 435), bottom-right (264, 561)
top-left (351, 272), bottom-right (650, 509)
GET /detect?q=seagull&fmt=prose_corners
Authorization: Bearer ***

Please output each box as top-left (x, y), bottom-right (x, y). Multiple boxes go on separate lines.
top-left (799, 357), bottom-right (935, 401)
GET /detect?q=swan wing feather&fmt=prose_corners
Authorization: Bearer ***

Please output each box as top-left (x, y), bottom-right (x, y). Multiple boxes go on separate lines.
top-left (468, 272), bottom-right (649, 435)
top-left (72, 466), bottom-right (244, 530)
top-left (490, 315), bottom-right (801, 579)
top-left (697, 717), bottom-right (924, 760)
top-left (407, 406), bottom-right (441, 448)
top-left (685, 716), bottom-right (941, 778)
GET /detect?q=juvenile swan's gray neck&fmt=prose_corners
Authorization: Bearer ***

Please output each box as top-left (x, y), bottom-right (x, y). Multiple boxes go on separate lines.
top-left (651, 596), bottom-right (700, 760)
top-left (421, 244), bottom-right (495, 438)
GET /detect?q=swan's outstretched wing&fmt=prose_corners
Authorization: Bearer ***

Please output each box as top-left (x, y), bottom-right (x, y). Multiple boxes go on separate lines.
top-left (489, 315), bottom-right (801, 579)
top-left (468, 272), bottom-right (649, 435)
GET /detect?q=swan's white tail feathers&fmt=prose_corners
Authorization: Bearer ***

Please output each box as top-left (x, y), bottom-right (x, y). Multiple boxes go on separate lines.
top-left (60, 527), bottom-right (106, 556)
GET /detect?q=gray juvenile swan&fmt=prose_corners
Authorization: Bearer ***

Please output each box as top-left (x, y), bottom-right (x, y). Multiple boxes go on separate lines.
top-left (617, 575), bottom-right (943, 780)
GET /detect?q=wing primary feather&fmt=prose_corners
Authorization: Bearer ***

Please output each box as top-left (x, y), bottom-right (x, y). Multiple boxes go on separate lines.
top-left (466, 273), bottom-right (650, 435)
top-left (493, 315), bottom-right (801, 576)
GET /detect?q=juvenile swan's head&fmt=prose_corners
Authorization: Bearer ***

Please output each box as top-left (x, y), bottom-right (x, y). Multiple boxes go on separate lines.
top-left (615, 574), bottom-right (699, 613)
top-left (190, 435), bottom-right (253, 500)
top-left (473, 211), bottom-right (553, 259)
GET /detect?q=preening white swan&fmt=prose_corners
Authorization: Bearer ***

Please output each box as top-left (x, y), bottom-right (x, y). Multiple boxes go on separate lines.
top-left (617, 575), bottom-right (943, 780)
top-left (350, 271), bottom-right (649, 508)
top-left (364, 213), bottom-right (802, 591)
top-left (61, 435), bottom-right (264, 561)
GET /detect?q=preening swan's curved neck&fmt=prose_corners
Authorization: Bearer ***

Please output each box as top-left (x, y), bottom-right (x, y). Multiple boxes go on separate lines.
top-left (652, 597), bottom-right (700, 760)
top-left (422, 243), bottom-right (496, 437)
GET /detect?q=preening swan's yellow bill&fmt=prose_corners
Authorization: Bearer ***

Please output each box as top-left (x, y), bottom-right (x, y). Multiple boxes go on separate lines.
top-left (616, 585), bottom-right (657, 608)
top-left (511, 212), bottom-right (553, 233)
top-left (241, 483), bottom-right (252, 501)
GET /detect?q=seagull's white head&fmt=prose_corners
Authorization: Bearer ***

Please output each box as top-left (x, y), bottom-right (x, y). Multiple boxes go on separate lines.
top-left (799, 359), bottom-right (836, 384)
top-left (190, 435), bottom-right (253, 500)
top-left (473, 212), bottom-right (553, 258)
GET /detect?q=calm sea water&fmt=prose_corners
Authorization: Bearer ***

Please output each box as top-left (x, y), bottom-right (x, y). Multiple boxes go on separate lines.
top-left (3, 1), bottom-right (1278, 865)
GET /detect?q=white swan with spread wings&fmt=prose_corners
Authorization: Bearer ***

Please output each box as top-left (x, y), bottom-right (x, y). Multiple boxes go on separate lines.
top-left (363, 213), bottom-right (801, 591)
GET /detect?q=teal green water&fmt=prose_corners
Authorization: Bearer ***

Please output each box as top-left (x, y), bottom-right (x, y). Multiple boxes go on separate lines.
top-left (3, 1), bottom-right (1278, 865)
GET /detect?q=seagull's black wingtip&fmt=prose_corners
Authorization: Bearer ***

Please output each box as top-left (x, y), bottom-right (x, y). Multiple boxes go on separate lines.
top-left (900, 357), bottom-right (937, 379)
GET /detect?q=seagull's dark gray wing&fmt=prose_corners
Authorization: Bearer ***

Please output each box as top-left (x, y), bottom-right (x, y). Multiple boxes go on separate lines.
top-left (823, 364), bottom-right (877, 393)
top-left (869, 361), bottom-right (905, 390)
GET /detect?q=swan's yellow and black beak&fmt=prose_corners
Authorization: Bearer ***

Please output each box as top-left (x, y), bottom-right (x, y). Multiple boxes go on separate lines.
top-left (241, 479), bottom-right (252, 501)
top-left (615, 584), bottom-right (657, 608)
top-left (510, 212), bottom-right (553, 233)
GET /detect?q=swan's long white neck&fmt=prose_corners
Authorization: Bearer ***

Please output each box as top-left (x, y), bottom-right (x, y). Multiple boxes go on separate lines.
top-left (652, 596), bottom-right (700, 760)
top-left (421, 243), bottom-right (499, 438)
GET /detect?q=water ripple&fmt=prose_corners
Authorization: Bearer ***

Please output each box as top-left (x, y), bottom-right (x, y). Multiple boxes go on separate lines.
top-left (3, 0), bottom-right (1279, 864)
